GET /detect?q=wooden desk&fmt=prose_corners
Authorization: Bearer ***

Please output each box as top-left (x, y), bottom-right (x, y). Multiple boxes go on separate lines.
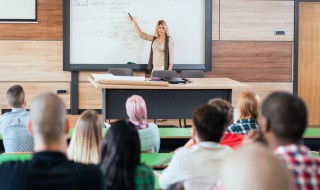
top-left (89, 77), bottom-right (247, 123)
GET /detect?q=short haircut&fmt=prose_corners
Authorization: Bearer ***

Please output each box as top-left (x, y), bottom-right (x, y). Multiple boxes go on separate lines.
top-left (192, 104), bottom-right (227, 142)
top-left (261, 92), bottom-right (307, 142)
top-left (221, 143), bottom-right (292, 190)
top-left (238, 91), bottom-right (260, 119)
top-left (7, 85), bottom-right (25, 108)
top-left (68, 110), bottom-right (102, 164)
top-left (208, 98), bottom-right (234, 126)
top-left (126, 95), bottom-right (147, 124)
top-left (30, 93), bottom-right (66, 143)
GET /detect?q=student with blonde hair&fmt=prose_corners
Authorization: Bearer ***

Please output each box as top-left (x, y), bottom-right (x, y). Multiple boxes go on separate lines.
top-left (129, 15), bottom-right (174, 72)
top-left (68, 110), bottom-right (102, 164)
top-left (227, 91), bottom-right (260, 134)
top-left (126, 95), bottom-right (160, 152)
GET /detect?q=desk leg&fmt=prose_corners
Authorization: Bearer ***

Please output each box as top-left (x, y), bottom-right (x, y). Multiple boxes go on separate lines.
top-left (227, 89), bottom-right (232, 103)
top-left (102, 89), bottom-right (107, 126)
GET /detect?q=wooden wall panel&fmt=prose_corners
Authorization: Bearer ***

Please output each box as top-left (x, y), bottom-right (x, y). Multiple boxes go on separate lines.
top-left (208, 41), bottom-right (293, 82)
top-left (298, 3), bottom-right (320, 125)
top-left (0, 0), bottom-right (62, 40)
top-left (0, 82), bottom-right (70, 109)
top-left (0, 41), bottom-right (70, 82)
top-left (212, 0), bottom-right (220, 40)
top-left (232, 82), bottom-right (293, 108)
top-left (220, 0), bottom-right (294, 41)
top-left (79, 82), bottom-right (102, 109)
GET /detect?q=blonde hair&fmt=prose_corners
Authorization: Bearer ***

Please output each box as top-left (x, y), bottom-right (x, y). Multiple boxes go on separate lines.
top-left (154, 20), bottom-right (170, 36)
top-left (68, 110), bottom-right (102, 164)
top-left (238, 91), bottom-right (260, 119)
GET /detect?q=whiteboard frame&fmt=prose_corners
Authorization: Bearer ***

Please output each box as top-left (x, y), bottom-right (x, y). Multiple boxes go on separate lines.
top-left (0, 0), bottom-right (37, 22)
top-left (63, 0), bottom-right (212, 71)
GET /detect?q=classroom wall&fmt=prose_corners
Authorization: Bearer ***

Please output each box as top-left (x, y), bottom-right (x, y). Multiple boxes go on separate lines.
top-left (0, 0), bottom-right (294, 120)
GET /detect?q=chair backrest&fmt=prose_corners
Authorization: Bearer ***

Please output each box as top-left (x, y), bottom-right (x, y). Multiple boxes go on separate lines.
top-left (151, 70), bottom-right (177, 78)
top-left (180, 70), bottom-right (205, 78)
top-left (108, 68), bottom-right (133, 76)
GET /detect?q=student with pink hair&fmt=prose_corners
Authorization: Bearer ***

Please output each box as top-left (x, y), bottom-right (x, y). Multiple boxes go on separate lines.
top-left (126, 95), bottom-right (160, 152)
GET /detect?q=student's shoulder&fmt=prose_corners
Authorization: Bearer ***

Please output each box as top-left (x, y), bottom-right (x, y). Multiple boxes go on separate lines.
top-left (136, 164), bottom-right (153, 175)
top-left (0, 160), bottom-right (29, 175)
top-left (73, 162), bottom-right (101, 174)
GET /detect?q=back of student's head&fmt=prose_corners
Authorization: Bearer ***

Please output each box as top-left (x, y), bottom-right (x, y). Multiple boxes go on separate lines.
top-left (68, 110), bottom-right (102, 164)
top-left (261, 92), bottom-right (307, 143)
top-left (238, 91), bottom-right (260, 119)
top-left (7, 85), bottom-right (25, 108)
top-left (30, 93), bottom-right (66, 144)
top-left (126, 95), bottom-right (147, 124)
top-left (221, 143), bottom-right (292, 190)
top-left (208, 98), bottom-right (234, 126)
top-left (193, 104), bottom-right (227, 142)
top-left (100, 120), bottom-right (140, 189)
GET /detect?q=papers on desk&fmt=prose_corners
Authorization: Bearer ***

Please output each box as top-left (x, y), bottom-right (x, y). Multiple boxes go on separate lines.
top-left (91, 73), bottom-right (145, 83)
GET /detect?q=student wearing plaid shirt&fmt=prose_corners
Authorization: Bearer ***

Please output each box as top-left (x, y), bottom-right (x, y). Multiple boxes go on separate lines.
top-left (227, 91), bottom-right (260, 135)
top-left (259, 92), bottom-right (320, 190)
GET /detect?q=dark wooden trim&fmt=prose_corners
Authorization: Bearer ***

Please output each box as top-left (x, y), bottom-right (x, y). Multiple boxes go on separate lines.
top-left (70, 71), bottom-right (79, 115)
top-left (293, 0), bottom-right (299, 95)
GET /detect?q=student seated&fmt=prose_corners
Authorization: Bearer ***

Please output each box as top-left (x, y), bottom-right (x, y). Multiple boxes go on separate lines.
top-left (258, 92), bottom-right (320, 189)
top-left (126, 95), bottom-right (160, 152)
top-left (0, 85), bottom-right (34, 152)
top-left (100, 120), bottom-right (154, 190)
top-left (68, 110), bottom-right (102, 164)
top-left (219, 143), bottom-right (292, 190)
top-left (0, 93), bottom-right (103, 190)
top-left (227, 91), bottom-right (260, 134)
top-left (185, 98), bottom-right (244, 149)
top-left (159, 104), bottom-right (233, 190)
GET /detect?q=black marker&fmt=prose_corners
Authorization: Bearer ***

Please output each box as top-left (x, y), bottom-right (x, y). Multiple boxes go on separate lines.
top-left (128, 13), bottom-right (132, 21)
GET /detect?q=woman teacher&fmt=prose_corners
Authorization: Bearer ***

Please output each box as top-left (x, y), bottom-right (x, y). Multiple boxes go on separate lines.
top-left (129, 14), bottom-right (174, 72)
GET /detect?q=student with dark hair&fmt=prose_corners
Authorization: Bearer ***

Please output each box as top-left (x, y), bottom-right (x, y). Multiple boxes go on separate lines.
top-left (0, 85), bottom-right (34, 152)
top-left (185, 98), bottom-right (244, 149)
top-left (159, 104), bottom-right (233, 190)
top-left (259, 92), bottom-right (320, 189)
top-left (100, 120), bottom-right (154, 190)
top-left (0, 93), bottom-right (103, 190)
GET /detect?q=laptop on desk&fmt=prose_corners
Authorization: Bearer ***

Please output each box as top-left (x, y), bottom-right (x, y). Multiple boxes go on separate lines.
top-left (161, 77), bottom-right (188, 84)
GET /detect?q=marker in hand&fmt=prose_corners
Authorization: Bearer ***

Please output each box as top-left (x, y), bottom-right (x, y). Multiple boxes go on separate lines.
top-left (128, 13), bottom-right (133, 21)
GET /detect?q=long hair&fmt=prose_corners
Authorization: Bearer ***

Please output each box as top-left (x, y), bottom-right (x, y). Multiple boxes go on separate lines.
top-left (100, 120), bottom-right (140, 190)
top-left (126, 95), bottom-right (148, 129)
top-left (67, 110), bottom-right (102, 164)
top-left (154, 20), bottom-right (170, 36)
top-left (238, 91), bottom-right (260, 119)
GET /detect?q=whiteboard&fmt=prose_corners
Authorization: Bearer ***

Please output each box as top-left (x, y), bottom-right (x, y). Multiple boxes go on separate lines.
top-left (0, 0), bottom-right (36, 21)
top-left (64, 0), bottom-right (212, 71)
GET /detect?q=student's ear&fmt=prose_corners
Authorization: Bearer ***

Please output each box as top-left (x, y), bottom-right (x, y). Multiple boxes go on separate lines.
top-left (22, 97), bottom-right (27, 107)
top-left (258, 115), bottom-right (270, 134)
top-left (27, 119), bottom-right (33, 136)
top-left (192, 126), bottom-right (197, 139)
top-left (65, 118), bottom-right (70, 135)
